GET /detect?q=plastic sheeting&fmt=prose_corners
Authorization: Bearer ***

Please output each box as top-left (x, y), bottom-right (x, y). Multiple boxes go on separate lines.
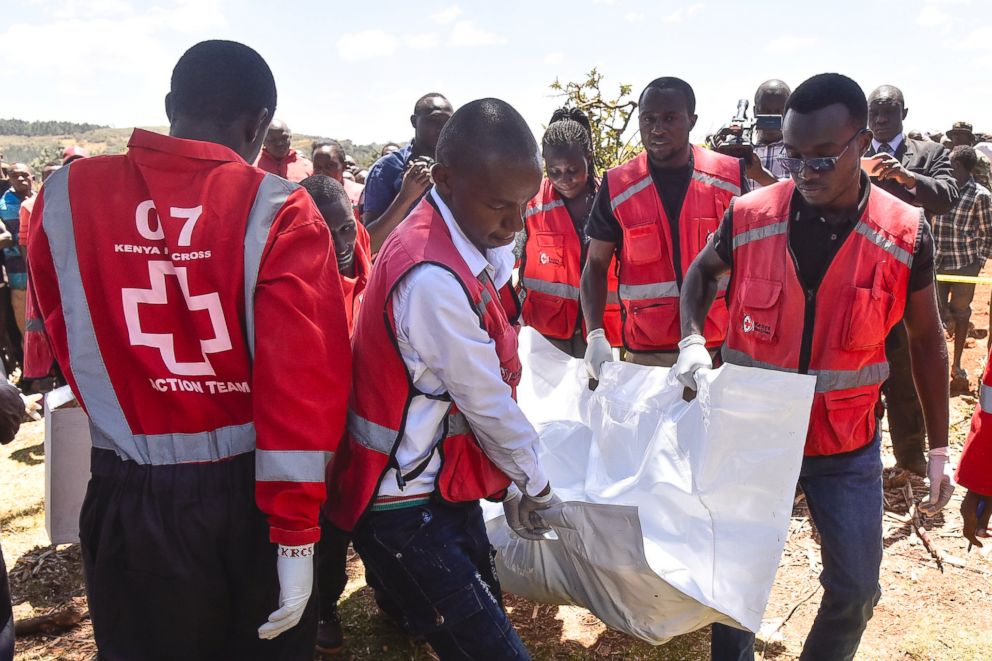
top-left (481, 329), bottom-right (816, 644)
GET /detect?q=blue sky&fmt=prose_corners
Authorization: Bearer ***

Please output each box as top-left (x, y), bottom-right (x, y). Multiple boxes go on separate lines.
top-left (3, 0), bottom-right (989, 144)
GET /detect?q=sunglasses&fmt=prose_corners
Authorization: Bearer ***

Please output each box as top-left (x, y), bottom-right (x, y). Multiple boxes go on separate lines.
top-left (776, 130), bottom-right (866, 175)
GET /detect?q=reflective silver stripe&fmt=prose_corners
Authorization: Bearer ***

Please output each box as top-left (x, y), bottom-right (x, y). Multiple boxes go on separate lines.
top-left (447, 411), bottom-right (470, 437)
top-left (348, 411), bottom-right (396, 454)
top-left (43, 167), bottom-right (263, 465)
top-left (256, 449), bottom-right (332, 483)
top-left (25, 317), bottom-right (45, 332)
top-left (610, 176), bottom-right (653, 211)
top-left (606, 291), bottom-right (620, 305)
top-left (243, 174), bottom-right (297, 359)
top-left (692, 171), bottom-right (742, 196)
top-left (732, 221), bottom-right (789, 250)
top-left (722, 348), bottom-right (887, 393)
top-left (855, 223), bottom-right (913, 268)
top-left (981, 383), bottom-right (992, 414)
top-left (619, 281), bottom-right (680, 301)
top-left (811, 363), bottom-right (889, 392)
top-left (524, 199), bottom-right (564, 218)
top-left (716, 274), bottom-right (730, 294)
top-left (521, 277), bottom-right (579, 300)
top-left (89, 422), bottom-right (256, 464)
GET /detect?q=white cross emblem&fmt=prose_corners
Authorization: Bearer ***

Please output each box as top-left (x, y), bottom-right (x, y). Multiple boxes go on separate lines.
top-left (121, 260), bottom-right (231, 376)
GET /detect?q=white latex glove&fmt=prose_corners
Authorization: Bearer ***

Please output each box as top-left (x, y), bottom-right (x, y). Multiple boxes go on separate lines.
top-left (674, 334), bottom-right (712, 390)
top-left (502, 484), bottom-right (547, 541)
top-left (518, 487), bottom-right (562, 537)
top-left (258, 544), bottom-right (314, 639)
top-left (919, 447), bottom-right (955, 516)
top-left (583, 328), bottom-right (613, 380)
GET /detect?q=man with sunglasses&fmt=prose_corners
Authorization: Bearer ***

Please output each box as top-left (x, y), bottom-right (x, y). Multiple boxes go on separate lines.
top-left (677, 73), bottom-right (949, 660)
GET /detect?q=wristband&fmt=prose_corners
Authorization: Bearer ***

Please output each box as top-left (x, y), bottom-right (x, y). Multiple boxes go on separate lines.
top-left (530, 488), bottom-right (556, 504)
top-left (678, 334), bottom-right (706, 350)
top-left (277, 543), bottom-right (315, 559)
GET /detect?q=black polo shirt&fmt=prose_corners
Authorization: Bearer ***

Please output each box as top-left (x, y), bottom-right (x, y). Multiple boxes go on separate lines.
top-left (586, 152), bottom-right (748, 286)
top-left (712, 175), bottom-right (935, 294)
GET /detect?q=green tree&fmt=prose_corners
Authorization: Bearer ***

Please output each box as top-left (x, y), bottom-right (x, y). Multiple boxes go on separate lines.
top-left (28, 145), bottom-right (64, 181)
top-left (550, 68), bottom-right (640, 171)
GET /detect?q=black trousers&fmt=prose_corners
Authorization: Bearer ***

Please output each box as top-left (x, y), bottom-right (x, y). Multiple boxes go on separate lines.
top-left (0, 541), bottom-right (13, 661)
top-left (882, 323), bottom-right (927, 471)
top-left (316, 511), bottom-right (351, 620)
top-left (80, 448), bottom-right (317, 661)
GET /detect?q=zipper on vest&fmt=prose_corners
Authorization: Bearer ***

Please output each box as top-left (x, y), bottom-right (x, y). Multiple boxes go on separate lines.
top-left (786, 239), bottom-right (816, 374)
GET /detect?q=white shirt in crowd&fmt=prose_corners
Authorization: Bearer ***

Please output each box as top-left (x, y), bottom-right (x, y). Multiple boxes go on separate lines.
top-left (376, 187), bottom-right (549, 501)
top-left (871, 133), bottom-right (904, 154)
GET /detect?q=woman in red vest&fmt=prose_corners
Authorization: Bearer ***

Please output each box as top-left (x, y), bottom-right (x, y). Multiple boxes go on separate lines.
top-left (519, 109), bottom-right (621, 357)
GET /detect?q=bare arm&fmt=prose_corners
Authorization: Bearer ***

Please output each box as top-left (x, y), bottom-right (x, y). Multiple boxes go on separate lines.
top-left (680, 242), bottom-right (731, 337)
top-left (903, 283), bottom-right (949, 450)
top-left (580, 238), bottom-right (616, 332)
top-left (364, 162), bottom-right (432, 253)
top-left (0, 219), bottom-right (12, 249)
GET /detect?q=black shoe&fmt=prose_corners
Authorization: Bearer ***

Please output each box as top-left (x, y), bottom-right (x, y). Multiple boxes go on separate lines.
top-left (315, 609), bottom-right (344, 654)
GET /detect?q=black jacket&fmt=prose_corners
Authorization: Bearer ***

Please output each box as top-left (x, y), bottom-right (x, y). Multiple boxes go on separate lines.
top-left (867, 137), bottom-right (958, 218)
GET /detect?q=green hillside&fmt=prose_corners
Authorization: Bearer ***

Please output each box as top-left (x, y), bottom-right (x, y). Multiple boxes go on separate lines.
top-left (0, 123), bottom-right (397, 175)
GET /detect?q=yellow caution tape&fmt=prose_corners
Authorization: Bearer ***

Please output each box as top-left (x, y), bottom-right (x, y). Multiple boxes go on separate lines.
top-left (935, 274), bottom-right (992, 284)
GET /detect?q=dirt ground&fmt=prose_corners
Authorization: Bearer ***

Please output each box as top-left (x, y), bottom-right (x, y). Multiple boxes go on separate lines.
top-left (4, 278), bottom-right (992, 660)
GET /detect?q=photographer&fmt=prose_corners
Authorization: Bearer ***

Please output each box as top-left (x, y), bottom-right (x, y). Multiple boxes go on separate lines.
top-left (713, 80), bottom-right (791, 190)
top-left (362, 93), bottom-right (454, 252)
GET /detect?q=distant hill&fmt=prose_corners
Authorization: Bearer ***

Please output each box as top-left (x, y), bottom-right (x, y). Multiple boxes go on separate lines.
top-left (0, 121), bottom-right (398, 176)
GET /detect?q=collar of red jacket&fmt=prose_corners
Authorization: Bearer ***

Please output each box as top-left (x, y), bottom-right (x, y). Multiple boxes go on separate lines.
top-left (260, 148), bottom-right (297, 164)
top-left (127, 128), bottom-right (248, 165)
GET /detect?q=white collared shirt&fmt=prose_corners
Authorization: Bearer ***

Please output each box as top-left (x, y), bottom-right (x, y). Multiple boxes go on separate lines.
top-left (872, 133), bottom-right (904, 154)
top-left (376, 187), bottom-right (549, 500)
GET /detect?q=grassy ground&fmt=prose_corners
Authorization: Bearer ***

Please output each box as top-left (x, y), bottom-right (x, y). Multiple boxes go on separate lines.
top-left (5, 276), bottom-right (992, 660)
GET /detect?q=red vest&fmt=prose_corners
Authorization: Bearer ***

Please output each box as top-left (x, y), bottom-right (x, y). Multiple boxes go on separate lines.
top-left (326, 198), bottom-right (516, 532)
top-left (724, 181), bottom-right (920, 456)
top-left (956, 358), bottom-right (992, 496)
top-left (520, 179), bottom-right (622, 346)
top-left (610, 146), bottom-right (741, 352)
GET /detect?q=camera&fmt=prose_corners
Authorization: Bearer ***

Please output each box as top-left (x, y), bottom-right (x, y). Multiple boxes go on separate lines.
top-left (713, 99), bottom-right (783, 160)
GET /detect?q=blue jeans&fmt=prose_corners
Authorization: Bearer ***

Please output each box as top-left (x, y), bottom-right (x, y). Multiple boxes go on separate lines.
top-left (713, 435), bottom-right (883, 661)
top-left (352, 501), bottom-right (530, 660)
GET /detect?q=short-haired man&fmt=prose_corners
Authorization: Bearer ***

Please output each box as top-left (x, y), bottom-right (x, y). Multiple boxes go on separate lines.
top-left (933, 146), bottom-right (992, 389)
top-left (678, 73), bottom-right (951, 660)
top-left (581, 77), bottom-right (746, 376)
top-left (745, 79), bottom-right (792, 190)
top-left (361, 93), bottom-right (453, 251)
top-left (312, 141), bottom-right (364, 220)
top-left (255, 119), bottom-right (313, 183)
top-left (866, 84), bottom-right (959, 476)
top-left (326, 99), bottom-right (554, 659)
top-left (29, 40), bottom-right (351, 658)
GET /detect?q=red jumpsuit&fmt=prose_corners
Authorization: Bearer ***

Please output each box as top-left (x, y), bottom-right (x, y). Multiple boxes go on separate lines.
top-left (28, 129), bottom-right (351, 659)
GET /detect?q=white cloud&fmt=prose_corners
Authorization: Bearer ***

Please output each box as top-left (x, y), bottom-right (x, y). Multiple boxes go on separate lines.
top-left (624, 11), bottom-right (645, 22)
top-left (763, 36), bottom-right (820, 53)
top-left (544, 51), bottom-right (564, 65)
top-left (662, 2), bottom-right (704, 23)
top-left (432, 4), bottom-right (462, 25)
top-left (592, 0), bottom-right (619, 4)
top-left (945, 25), bottom-right (992, 50)
top-left (917, 4), bottom-right (955, 31)
top-left (337, 30), bottom-right (398, 61)
top-left (404, 32), bottom-right (439, 50)
top-left (448, 20), bottom-right (507, 47)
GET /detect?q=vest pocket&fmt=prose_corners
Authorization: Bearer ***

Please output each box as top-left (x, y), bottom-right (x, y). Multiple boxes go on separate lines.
top-left (738, 278), bottom-right (782, 343)
top-left (819, 387), bottom-right (877, 454)
top-left (522, 290), bottom-right (574, 340)
top-left (625, 223), bottom-right (662, 265)
top-left (842, 267), bottom-right (895, 351)
top-left (533, 232), bottom-right (566, 272)
top-left (627, 300), bottom-right (680, 348)
top-left (694, 217), bottom-right (720, 252)
top-left (436, 434), bottom-right (512, 503)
